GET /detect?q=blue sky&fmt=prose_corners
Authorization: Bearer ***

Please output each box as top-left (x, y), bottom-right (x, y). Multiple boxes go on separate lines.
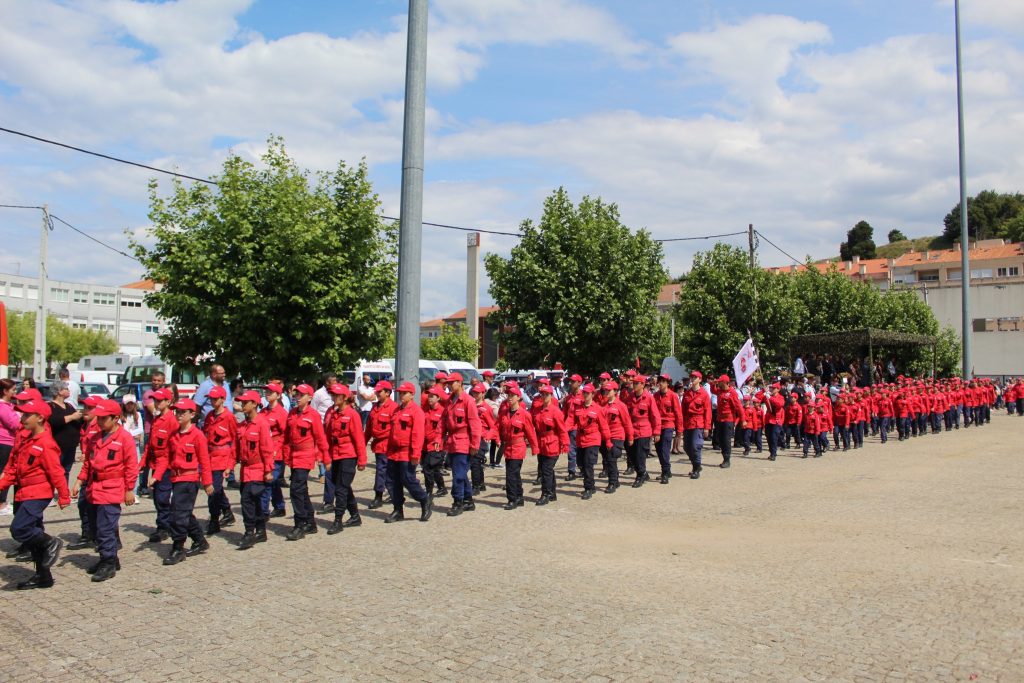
top-left (1, 0), bottom-right (1022, 319)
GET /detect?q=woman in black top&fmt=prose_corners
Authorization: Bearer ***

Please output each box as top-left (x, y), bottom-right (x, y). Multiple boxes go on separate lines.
top-left (47, 380), bottom-right (83, 481)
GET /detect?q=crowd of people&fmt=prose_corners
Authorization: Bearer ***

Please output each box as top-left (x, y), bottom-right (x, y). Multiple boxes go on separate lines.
top-left (0, 363), bottom-right (1021, 590)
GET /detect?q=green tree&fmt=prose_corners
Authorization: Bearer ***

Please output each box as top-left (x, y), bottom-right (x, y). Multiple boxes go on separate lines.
top-left (420, 323), bottom-right (479, 363)
top-left (887, 229), bottom-right (907, 243)
top-left (4, 311), bottom-right (116, 367)
top-left (943, 190), bottom-right (1024, 242)
top-left (1002, 214), bottom-right (1024, 243)
top-left (131, 137), bottom-right (397, 380)
top-left (673, 244), bottom-right (803, 374)
top-left (485, 188), bottom-right (665, 375)
top-left (6, 310), bottom-right (34, 365)
top-left (839, 220), bottom-right (877, 260)
top-left (791, 266), bottom-right (878, 334)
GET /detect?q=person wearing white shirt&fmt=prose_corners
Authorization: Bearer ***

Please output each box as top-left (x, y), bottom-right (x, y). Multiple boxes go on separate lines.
top-left (357, 375), bottom-right (377, 428)
top-left (59, 368), bottom-right (80, 409)
top-left (311, 373), bottom-right (337, 421)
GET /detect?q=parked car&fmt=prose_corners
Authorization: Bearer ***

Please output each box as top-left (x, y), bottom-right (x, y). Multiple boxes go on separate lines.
top-left (110, 382), bottom-right (155, 404)
top-left (80, 382), bottom-right (114, 399)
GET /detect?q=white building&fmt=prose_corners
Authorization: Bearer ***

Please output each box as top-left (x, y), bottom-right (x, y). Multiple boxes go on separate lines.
top-left (0, 273), bottom-right (162, 356)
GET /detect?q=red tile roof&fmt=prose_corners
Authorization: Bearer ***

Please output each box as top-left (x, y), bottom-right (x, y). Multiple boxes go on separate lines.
top-left (120, 279), bottom-right (156, 290)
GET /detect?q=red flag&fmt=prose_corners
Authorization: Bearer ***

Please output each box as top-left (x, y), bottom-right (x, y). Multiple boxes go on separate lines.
top-left (635, 356), bottom-right (641, 369)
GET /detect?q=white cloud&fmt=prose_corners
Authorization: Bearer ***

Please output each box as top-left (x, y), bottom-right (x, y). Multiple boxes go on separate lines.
top-left (937, 0), bottom-right (1024, 34)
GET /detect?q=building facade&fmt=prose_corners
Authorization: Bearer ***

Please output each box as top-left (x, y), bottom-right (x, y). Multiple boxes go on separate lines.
top-left (0, 273), bottom-right (161, 357)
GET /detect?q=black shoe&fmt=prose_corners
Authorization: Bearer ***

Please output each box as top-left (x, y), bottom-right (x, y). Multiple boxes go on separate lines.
top-left (768, 455), bottom-right (776, 461)
top-left (535, 495), bottom-right (550, 506)
top-left (624, 467), bottom-right (635, 476)
top-left (285, 527), bottom-right (305, 541)
top-left (303, 522), bottom-right (318, 535)
top-left (420, 498), bottom-right (432, 522)
top-left (270, 508), bottom-right (287, 518)
top-left (515, 497), bottom-right (525, 508)
top-left (148, 529), bottom-right (169, 543)
top-left (220, 509), bottom-right (236, 527)
top-left (384, 509), bottom-right (405, 523)
top-left (689, 470), bottom-right (701, 479)
top-left (342, 515), bottom-right (362, 528)
top-left (434, 488), bottom-right (448, 498)
top-left (566, 472), bottom-right (578, 482)
top-left (659, 474), bottom-right (669, 484)
top-left (532, 477), bottom-right (542, 486)
top-left (238, 532), bottom-right (258, 550)
top-left (478, 483), bottom-right (487, 492)
top-left (471, 485), bottom-right (480, 495)
top-left (17, 573), bottom-right (54, 590)
top-left (40, 536), bottom-right (63, 569)
top-left (186, 539), bottom-right (210, 557)
top-left (503, 500), bottom-right (517, 510)
top-left (802, 453), bottom-right (809, 458)
top-left (462, 498), bottom-right (476, 512)
top-left (5, 543), bottom-right (26, 559)
top-left (320, 503), bottom-right (335, 514)
top-left (163, 547), bottom-right (187, 565)
top-left (549, 493), bottom-right (557, 502)
top-left (253, 529), bottom-right (267, 544)
top-left (581, 489), bottom-right (593, 500)
top-left (86, 557), bottom-right (121, 574)
top-left (743, 448), bottom-right (751, 455)
top-left (643, 472), bottom-right (651, 482)
top-left (604, 484), bottom-right (618, 494)
top-left (327, 519), bottom-right (344, 535)
top-left (720, 460), bottom-right (731, 469)
top-left (631, 479), bottom-right (643, 489)
top-left (15, 548), bottom-right (32, 562)
top-left (598, 471), bottom-right (608, 479)
top-left (368, 494), bottom-right (384, 510)
top-left (447, 501), bottom-right (463, 517)
top-left (206, 521), bottom-right (221, 535)
top-left (67, 537), bottom-right (96, 551)
top-left (91, 559), bottom-right (118, 582)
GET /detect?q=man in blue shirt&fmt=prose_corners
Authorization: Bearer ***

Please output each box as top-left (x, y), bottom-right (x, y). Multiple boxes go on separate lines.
top-left (193, 364), bottom-right (227, 428)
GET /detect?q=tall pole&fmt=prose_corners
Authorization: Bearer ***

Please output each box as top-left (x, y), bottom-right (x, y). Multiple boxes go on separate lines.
top-left (33, 205), bottom-right (49, 379)
top-left (955, 0), bottom-right (972, 379)
top-left (748, 223), bottom-right (757, 342)
top-left (394, 0), bottom-right (428, 392)
top-left (466, 232), bottom-right (480, 366)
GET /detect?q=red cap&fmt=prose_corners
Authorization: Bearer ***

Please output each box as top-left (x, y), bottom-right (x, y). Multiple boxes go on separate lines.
top-left (397, 381), bottom-right (416, 394)
top-left (718, 374), bottom-right (730, 384)
top-left (82, 395), bottom-right (104, 408)
top-left (238, 390), bottom-right (262, 403)
top-left (17, 400), bottom-right (51, 419)
top-left (173, 398), bottom-right (197, 412)
top-left (428, 387), bottom-right (447, 399)
top-left (447, 372), bottom-right (463, 383)
top-left (539, 386), bottom-right (554, 395)
top-left (375, 381), bottom-right (393, 392)
top-left (598, 372), bottom-right (612, 380)
top-left (265, 382), bottom-right (283, 394)
top-left (771, 382), bottom-right (781, 389)
top-left (632, 375), bottom-right (646, 384)
top-left (152, 388), bottom-right (173, 401)
top-left (538, 377), bottom-right (551, 385)
top-left (470, 384), bottom-right (486, 394)
top-left (659, 374), bottom-right (672, 382)
top-left (91, 400), bottom-right (122, 418)
top-left (570, 374), bottom-right (583, 382)
top-left (482, 370), bottom-right (495, 377)
top-left (506, 387), bottom-right (522, 397)
top-left (691, 371), bottom-right (703, 380)
top-left (15, 389), bottom-right (43, 401)
top-left (506, 380), bottom-right (519, 389)
top-left (328, 383), bottom-right (349, 396)
top-left (295, 384), bottom-right (314, 396)
top-left (624, 369), bottom-right (637, 377)
top-left (208, 385), bottom-right (227, 400)
top-left (580, 383), bottom-right (596, 394)
top-left (434, 372), bottom-right (448, 382)
top-left (604, 381), bottom-right (619, 391)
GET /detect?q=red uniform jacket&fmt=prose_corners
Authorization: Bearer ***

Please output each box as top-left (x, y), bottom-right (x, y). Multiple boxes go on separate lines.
top-left (0, 430), bottom-right (70, 504)
top-left (802, 412), bottom-right (820, 434)
top-left (283, 406), bottom-right (328, 470)
top-left (387, 401), bottom-right (425, 463)
top-left (236, 414), bottom-right (275, 483)
top-left (876, 397), bottom-right (894, 418)
top-left (655, 389), bottom-right (683, 432)
top-left (261, 403), bottom-right (288, 462)
top-left (562, 391), bottom-right (584, 427)
top-left (78, 426), bottom-right (139, 505)
top-left (442, 391), bottom-right (482, 455)
top-left (81, 419), bottom-right (102, 459)
top-left (202, 408), bottom-right (238, 471)
top-left (498, 406), bottom-right (538, 460)
top-left (603, 399), bottom-right (634, 443)
top-left (784, 402), bottom-right (803, 426)
top-left (424, 403), bottom-right (444, 453)
top-left (714, 388), bottom-right (743, 426)
top-left (144, 410), bottom-right (177, 470)
top-left (574, 402), bottom-right (611, 449)
top-left (766, 393), bottom-right (785, 426)
top-left (681, 388), bottom-right (711, 431)
top-left (629, 391), bottom-right (662, 437)
top-left (155, 426), bottom-right (212, 486)
top-left (743, 405), bottom-right (762, 430)
top-left (533, 403), bottom-right (569, 456)
top-left (367, 397), bottom-right (397, 455)
top-left (324, 405), bottom-right (367, 467)
top-left (477, 400), bottom-right (499, 442)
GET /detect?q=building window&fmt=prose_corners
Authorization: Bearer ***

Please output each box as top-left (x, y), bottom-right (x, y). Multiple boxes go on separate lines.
top-left (145, 324), bottom-right (160, 334)
top-left (26, 285), bottom-right (38, 300)
top-left (917, 270), bottom-right (939, 282)
top-left (120, 299), bottom-right (143, 308)
top-left (73, 289), bottom-right (89, 303)
top-left (72, 318), bottom-right (88, 329)
top-left (120, 321), bottom-right (142, 334)
top-left (996, 266), bottom-right (1020, 278)
top-left (9, 284), bottom-right (23, 298)
top-left (93, 292), bottom-right (116, 306)
top-left (51, 287), bottom-right (69, 302)
top-left (91, 320), bottom-right (116, 332)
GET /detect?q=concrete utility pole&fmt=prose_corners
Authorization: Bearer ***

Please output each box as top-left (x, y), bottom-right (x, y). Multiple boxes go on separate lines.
top-left (748, 223), bottom-right (757, 341)
top-left (954, 0), bottom-right (972, 379)
top-left (466, 232), bottom-right (480, 366)
top-left (394, 0), bottom-right (428, 391)
top-left (33, 205), bottom-right (49, 379)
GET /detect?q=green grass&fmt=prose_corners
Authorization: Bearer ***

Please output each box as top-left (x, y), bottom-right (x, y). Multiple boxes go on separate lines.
top-left (875, 235), bottom-right (953, 259)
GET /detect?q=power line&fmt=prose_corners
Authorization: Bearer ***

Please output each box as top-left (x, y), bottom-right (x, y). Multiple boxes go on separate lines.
top-left (380, 215), bottom-right (522, 237)
top-left (656, 230), bottom-right (747, 243)
top-left (49, 214), bottom-right (141, 262)
top-left (0, 126), bottom-right (219, 186)
top-left (755, 229), bottom-right (803, 266)
top-left (0, 203), bottom-right (44, 210)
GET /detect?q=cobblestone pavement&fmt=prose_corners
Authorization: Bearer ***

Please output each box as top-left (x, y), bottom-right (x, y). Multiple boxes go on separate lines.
top-left (2, 414), bottom-right (1022, 681)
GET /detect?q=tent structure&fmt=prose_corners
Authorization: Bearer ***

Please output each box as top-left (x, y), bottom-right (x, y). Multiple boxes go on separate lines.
top-left (788, 327), bottom-right (938, 381)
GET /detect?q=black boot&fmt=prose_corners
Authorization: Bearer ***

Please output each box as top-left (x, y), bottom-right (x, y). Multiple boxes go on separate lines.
top-left (186, 538), bottom-right (210, 557)
top-left (148, 528), bottom-right (169, 543)
top-left (462, 497), bottom-right (476, 512)
top-left (631, 478), bottom-right (643, 488)
top-left (503, 499), bottom-right (517, 510)
top-left (238, 531), bottom-right (258, 550)
top-left (689, 469), bottom-right (701, 479)
top-left (67, 536), bottom-right (96, 551)
top-left (535, 494), bottom-right (551, 506)
top-left (581, 489), bottom-right (593, 500)
top-left (515, 497), bottom-right (525, 507)
top-left (420, 498), bottom-right (432, 522)
top-left (720, 459), bottom-right (731, 469)
top-left (5, 543), bottom-right (26, 559)
top-left (254, 528), bottom-right (267, 544)
top-left (285, 526), bottom-right (306, 541)
top-left (604, 484), bottom-right (618, 494)
top-left (368, 492), bottom-right (384, 510)
top-left (17, 568), bottom-right (54, 590)
top-left (447, 500), bottom-right (463, 517)
top-left (303, 521), bottom-right (318, 534)
top-left (220, 509), bottom-right (236, 527)
top-left (163, 542), bottom-right (187, 565)
top-left (327, 518), bottom-right (345, 535)
top-left (384, 508), bottom-right (405, 523)
top-left (434, 487), bottom-right (448, 498)
top-left (206, 519), bottom-right (221, 535)
top-left (342, 514), bottom-right (362, 528)
top-left (39, 534), bottom-right (63, 569)
top-left (87, 557), bottom-right (121, 574)
top-left (91, 558), bottom-right (118, 582)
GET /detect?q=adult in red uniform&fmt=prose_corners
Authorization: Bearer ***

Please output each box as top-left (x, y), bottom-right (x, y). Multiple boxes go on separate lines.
top-left (143, 388), bottom-right (176, 543)
top-left (152, 399), bottom-right (214, 566)
top-left (712, 375), bottom-right (744, 469)
top-left (365, 381), bottom-right (396, 510)
top-left (654, 374), bottom-right (683, 482)
top-left (573, 384), bottom-right (611, 500)
top-left (601, 381), bottom-right (633, 493)
top-left (443, 373), bottom-right (482, 516)
top-left (71, 399), bottom-right (138, 581)
top-left (236, 391), bottom-right (275, 549)
top-left (764, 383), bottom-right (786, 461)
top-left (384, 382), bottom-right (432, 523)
top-left (533, 386), bottom-right (569, 505)
top-left (283, 384), bottom-right (328, 541)
top-left (680, 372), bottom-right (711, 479)
top-left (324, 384), bottom-right (367, 534)
top-left (627, 376), bottom-right (661, 487)
top-left (1, 400), bottom-right (69, 589)
top-left (202, 385), bottom-right (237, 534)
top-left (498, 387), bottom-right (538, 509)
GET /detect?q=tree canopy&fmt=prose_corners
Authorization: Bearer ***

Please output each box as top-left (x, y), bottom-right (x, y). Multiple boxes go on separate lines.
top-left (421, 323), bottom-right (479, 363)
top-left (840, 220), bottom-right (878, 260)
top-left (485, 188), bottom-right (666, 376)
top-left (943, 190), bottom-right (1024, 242)
top-left (887, 229), bottom-right (907, 243)
top-left (131, 137), bottom-right (397, 380)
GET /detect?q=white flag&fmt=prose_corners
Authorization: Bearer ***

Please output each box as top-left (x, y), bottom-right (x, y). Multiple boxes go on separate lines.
top-left (732, 338), bottom-right (759, 388)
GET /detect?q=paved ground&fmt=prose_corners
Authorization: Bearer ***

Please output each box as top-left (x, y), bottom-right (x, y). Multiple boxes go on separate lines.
top-left (1, 414), bottom-right (1022, 682)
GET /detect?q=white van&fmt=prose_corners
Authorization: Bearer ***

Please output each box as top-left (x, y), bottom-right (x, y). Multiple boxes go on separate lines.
top-left (379, 359), bottom-right (441, 386)
top-left (345, 360), bottom-right (394, 392)
top-left (77, 370), bottom-right (125, 388)
top-left (432, 360), bottom-right (481, 385)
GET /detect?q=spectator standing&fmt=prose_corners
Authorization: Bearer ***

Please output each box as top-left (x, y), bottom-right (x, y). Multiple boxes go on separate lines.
top-left (47, 380), bottom-right (83, 481)
top-left (0, 378), bottom-right (19, 516)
